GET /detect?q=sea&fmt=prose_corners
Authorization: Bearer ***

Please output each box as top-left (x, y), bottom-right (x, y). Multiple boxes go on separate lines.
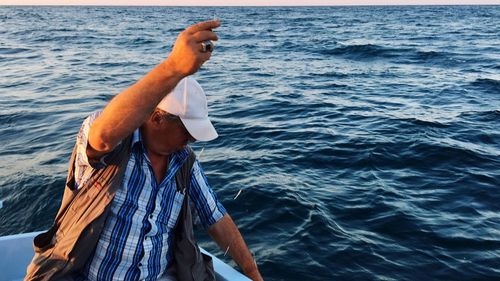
top-left (0, 5), bottom-right (499, 281)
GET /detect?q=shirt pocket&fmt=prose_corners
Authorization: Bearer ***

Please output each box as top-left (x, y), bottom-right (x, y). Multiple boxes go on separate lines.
top-left (166, 190), bottom-right (185, 230)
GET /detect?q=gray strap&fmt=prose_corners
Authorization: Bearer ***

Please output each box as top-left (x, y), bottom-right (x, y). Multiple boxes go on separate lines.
top-left (175, 147), bottom-right (196, 194)
top-left (173, 147), bottom-right (216, 281)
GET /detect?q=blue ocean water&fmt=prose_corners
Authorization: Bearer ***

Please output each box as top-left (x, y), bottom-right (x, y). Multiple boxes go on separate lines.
top-left (0, 5), bottom-right (499, 280)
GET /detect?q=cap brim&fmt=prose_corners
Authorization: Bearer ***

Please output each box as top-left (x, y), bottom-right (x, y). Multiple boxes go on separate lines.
top-left (180, 118), bottom-right (218, 142)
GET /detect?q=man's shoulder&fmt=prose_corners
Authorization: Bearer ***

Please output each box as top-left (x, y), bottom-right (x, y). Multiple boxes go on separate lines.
top-left (83, 111), bottom-right (102, 126)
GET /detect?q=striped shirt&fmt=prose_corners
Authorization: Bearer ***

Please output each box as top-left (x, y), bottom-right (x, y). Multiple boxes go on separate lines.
top-left (73, 112), bottom-right (226, 281)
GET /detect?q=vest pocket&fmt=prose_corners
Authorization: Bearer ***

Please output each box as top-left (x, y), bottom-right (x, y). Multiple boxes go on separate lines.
top-left (33, 226), bottom-right (57, 253)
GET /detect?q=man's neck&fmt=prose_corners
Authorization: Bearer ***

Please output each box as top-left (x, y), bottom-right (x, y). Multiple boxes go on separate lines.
top-left (146, 148), bottom-right (170, 185)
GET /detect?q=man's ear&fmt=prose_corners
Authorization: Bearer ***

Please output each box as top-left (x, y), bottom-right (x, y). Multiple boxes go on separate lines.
top-left (150, 110), bottom-right (163, 127)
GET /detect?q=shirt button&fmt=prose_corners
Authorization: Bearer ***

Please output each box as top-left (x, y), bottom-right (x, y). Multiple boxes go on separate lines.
top-left (149, 215), bottom-right (153, 219)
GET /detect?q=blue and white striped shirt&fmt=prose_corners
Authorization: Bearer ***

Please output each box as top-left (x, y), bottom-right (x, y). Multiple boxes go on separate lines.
top-left (74, 112), bottom-right (226, 281)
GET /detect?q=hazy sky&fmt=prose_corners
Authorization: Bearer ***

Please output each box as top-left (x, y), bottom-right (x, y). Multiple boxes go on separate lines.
top-left (1, 0), bottom-right (499, 6)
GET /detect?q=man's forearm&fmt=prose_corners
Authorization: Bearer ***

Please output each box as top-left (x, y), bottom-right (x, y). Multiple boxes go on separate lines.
top-left (208, 214), bottom-right (263, 281)
top-left (88, 61), bottom-right (183, 154)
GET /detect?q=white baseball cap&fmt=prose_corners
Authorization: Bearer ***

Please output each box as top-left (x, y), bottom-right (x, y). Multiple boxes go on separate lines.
top-left (157, 77), bottom-right (218, 142)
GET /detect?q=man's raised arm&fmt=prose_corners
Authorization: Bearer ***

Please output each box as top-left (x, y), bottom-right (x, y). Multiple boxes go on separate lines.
top-left (87, 20), bottom-right (220, 161)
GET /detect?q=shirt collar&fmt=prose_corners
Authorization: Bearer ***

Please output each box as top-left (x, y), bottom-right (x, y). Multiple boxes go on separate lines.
top-left (131, 129), bottom-right (142, 149)
top-left (130, 128), bottom-right (190, 162)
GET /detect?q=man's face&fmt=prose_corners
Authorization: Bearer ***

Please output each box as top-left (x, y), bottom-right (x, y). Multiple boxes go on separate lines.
top-left (144, 114), bottom-right (196, 156)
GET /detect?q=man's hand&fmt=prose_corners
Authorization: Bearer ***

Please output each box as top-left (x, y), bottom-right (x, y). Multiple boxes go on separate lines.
top-left (164, 20), bottom-right (221, 77)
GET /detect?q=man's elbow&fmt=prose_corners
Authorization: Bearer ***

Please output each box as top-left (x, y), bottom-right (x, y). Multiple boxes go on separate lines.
top-left (208, 214), bottom-right (233, 236)
top-left (88, 128), bottom-right (115, 154)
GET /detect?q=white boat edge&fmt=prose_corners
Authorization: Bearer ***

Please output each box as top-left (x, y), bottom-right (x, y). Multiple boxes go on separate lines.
top-left (0, 231), bottom-right (251, 281)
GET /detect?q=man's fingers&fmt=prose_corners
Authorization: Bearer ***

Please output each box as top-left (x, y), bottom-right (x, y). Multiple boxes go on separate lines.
top-left (200, 51), bottom-right (212, 62)
top-left (192, 30), bottom-right (219, 43)
top-left (186, 20), bottom-right (221, 34)
top-left (166, 20), bottom-right (220, 76)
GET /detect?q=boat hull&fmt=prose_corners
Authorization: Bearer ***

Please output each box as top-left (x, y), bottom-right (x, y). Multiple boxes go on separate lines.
top-left (0, 231), bottom-right (250, 281)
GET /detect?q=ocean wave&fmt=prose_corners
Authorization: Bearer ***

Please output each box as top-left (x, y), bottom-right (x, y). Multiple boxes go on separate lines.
top-left (0, 47), bottom-right (31, 55)
top-left (31, 34), bottom-right (100, 43)
top-left (127, 37), bottom-right (158, 45)
top-left (427, 230), bottom-right (500, 251)
top-left (414, 50), bottom-right (447, 60)
top-left (319, 44), bottom-right (406, 60)
top-left (0, 112), bottom-right (23, 127)
top-left (367, 210), bottom-right (421, 239)
top-left (310, 71), bottom-right (350, 78)
top-left (459, 110), bottom-right (500, 122)
top-left (470, 78), bottom-right (500, 92)
top-left (409, 117), bottom-right (451, 128)
top-left (87, 62), bottom-right (127, 68)
top-left (316, 42), bottom-right (469, 67)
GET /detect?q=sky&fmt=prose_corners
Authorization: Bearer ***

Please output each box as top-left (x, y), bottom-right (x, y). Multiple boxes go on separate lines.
top-left (0, 0), bottom-right (499, 6)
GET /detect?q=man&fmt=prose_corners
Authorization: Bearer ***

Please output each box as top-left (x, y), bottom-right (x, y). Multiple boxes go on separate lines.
top-left (25, 20), bottom-right (263, 281)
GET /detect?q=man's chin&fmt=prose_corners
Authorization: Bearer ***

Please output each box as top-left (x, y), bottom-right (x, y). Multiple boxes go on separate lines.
top-left (165, 146), bottom-right (186, 155)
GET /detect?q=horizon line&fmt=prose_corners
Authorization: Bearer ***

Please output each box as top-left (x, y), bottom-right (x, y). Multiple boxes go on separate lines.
top-left (1, 3), bottom-right (499, 6)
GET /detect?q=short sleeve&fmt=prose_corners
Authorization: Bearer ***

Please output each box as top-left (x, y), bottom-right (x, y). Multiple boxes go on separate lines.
top-left (188, 160), bottom-right (227, 229)
top-left (74, 111), bottom-right (102, 189)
